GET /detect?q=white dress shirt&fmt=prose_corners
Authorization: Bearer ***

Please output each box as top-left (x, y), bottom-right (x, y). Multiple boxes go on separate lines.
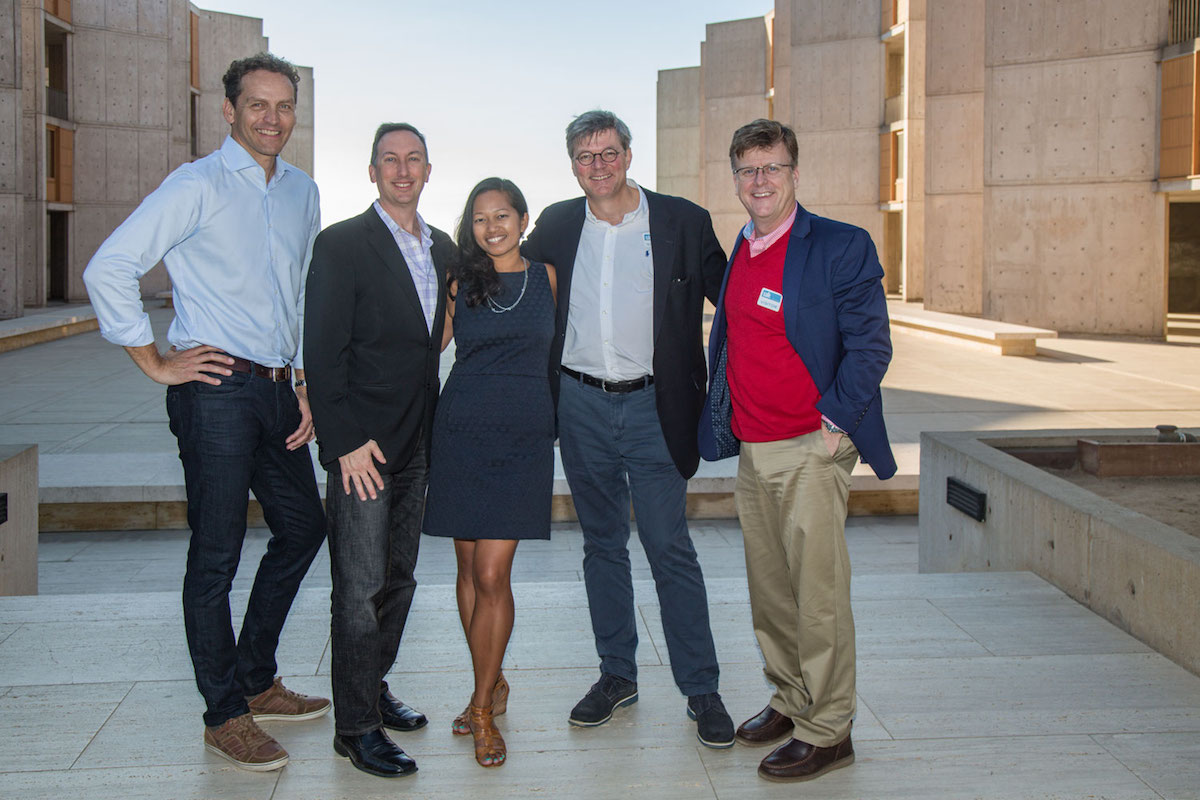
top-left (83, 135), bottom-right (321, 368)
top-left (563, 180), bottom-right (655, 381)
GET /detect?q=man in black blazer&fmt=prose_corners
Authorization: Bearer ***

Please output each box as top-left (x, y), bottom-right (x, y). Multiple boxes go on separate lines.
top-left (304, 123), bottom-right (453, 779)
top-left (523, 110), bottom-right (734, 747)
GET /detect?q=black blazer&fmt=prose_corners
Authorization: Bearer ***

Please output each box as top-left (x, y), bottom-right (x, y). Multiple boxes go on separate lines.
top-left (524, 188), bottom-right (727, 479)
top-left (304, 205), bottom-right (455, 472)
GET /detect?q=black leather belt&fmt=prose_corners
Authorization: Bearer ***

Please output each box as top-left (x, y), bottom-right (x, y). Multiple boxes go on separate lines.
top-left (226, 355), bottom-right (291, 382)
top-left (562, 366), bottom-right (654, 394)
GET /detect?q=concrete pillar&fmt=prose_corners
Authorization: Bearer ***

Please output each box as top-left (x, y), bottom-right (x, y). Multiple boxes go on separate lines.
top-left (0, 444), bottom-right (38, 596)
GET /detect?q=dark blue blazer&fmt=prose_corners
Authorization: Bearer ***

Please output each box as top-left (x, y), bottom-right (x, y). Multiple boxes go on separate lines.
top-left (698, 204), bottom-right (897, 480)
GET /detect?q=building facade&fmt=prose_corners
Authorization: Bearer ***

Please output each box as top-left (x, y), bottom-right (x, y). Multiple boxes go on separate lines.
top-left (659, 0), bottom-right (1200, 336)
top-left (0, 0), bottom-right (314, 320)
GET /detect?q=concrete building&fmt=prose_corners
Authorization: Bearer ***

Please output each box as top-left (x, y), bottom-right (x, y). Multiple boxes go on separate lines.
top-left (659, 0), bottom-right (1200, 337)
top-left (0, 0), bottom-right (314, 320)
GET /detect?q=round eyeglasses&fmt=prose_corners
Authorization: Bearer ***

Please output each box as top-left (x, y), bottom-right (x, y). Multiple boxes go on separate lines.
top-left (575, 148), bottom-right (622, 166)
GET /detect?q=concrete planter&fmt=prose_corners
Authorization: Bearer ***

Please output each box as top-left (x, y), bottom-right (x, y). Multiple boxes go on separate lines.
top-left (919, 429), bottom-right (1200, 676)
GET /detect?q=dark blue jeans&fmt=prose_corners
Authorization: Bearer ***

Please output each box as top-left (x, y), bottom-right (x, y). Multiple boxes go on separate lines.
top-left (166, 372), bottom-right (326, 728)
top-left (557, 376), bottom-right (719, 696)
top-left (325, 441), bottom-right (426, 736)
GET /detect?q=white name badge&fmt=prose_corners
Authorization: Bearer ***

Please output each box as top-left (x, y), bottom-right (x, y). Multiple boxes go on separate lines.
top-left (757, 288), bottom-right (783, 312)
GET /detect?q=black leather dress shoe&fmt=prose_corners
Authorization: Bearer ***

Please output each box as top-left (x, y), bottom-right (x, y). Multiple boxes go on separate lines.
top-left (736, 704), bottom-right (793, 746)
top-left (333, 729), bottom-right (417, 778)
top-left (758, 734), bottom-right (854, 782)
top-left (379, 691), bottom-right (428, 732)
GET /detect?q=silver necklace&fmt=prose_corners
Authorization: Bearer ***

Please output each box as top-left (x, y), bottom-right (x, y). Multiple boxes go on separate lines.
top-left (486, 259), bottom-right (529, 313)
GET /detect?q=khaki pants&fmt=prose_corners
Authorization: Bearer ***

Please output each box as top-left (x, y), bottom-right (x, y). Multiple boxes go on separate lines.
top-left (736, 430), bottom-right (858, 746)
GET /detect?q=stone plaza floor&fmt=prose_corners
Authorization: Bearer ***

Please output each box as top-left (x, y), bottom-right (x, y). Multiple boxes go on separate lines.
top-left (1, 308), bottom-right (1200, 797)
top-left (5, 518), bottom-right (1200, 799)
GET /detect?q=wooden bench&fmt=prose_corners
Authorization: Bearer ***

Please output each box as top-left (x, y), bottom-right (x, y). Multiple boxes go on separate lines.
top-left (887, 300), bottom-right (1057, 356)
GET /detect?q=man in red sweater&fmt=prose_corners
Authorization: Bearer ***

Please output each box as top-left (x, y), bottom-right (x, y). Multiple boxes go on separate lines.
top-left (699, 119), bottom-right (895, 782)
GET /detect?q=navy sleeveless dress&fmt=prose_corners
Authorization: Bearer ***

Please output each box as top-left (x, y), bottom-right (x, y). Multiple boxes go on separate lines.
top-left (423, 262), bottom-right (555, 540)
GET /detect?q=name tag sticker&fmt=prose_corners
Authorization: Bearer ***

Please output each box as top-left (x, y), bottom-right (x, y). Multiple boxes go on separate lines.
top-left (757, 288), bottom-right (782, 312)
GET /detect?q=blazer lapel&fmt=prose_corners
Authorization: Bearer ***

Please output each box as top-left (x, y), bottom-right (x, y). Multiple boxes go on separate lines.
top-left (363, 206), bottom-right (428, 336)
top-left (646, 191), bottom-right (676, 344)
top-left (553, 200), bottom-right (587, 332)
top-left (780, 204), bottom-right (813, 347)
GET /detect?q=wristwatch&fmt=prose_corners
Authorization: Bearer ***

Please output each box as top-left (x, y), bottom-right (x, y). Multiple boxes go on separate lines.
top-left (822, 418), bottom-right (845, 435)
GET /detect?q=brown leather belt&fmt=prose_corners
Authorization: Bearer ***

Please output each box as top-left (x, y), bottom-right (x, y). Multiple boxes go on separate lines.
top-left (226, 355), bottom-right (291, 382)
top-left (562, 366), bottom-right (653, 394)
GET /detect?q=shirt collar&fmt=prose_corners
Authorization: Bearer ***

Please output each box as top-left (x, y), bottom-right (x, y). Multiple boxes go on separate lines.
top-left (220, 135), bottom-right (292, 184)
top-left (584, 179), bottom-right (648, 227)
top-left (374, 200), bottom-right (431, 245)
top-left (742, 203), bottom-right (798, 257)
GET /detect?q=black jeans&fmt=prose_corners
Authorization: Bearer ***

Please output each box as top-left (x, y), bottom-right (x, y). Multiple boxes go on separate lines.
top-left (326, 441), bottom-right (426, 736)
top-left (166, 372), bottom-right (326, 728)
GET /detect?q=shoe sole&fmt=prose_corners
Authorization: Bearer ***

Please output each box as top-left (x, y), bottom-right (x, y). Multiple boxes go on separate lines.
top-left (567, 692), bottom-right (638, 727)
top-left (686, 707), bottom-right (735, 749)
top-left (333, 737), bottom-right (418, 778)
top-left (251, 702), bottom-right (331, 722)
top-left (757, 753), bottom-right (854, 783)
top-left (204, 742), bottom-right (288, 772)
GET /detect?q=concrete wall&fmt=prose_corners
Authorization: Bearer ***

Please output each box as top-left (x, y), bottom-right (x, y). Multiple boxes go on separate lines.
top-left (659, 0), bottom-right (1176, 336)
top-left (0, 1), bottom-right (21, 319)
top-left (900, 0), bottom-right (926, 301)
top-left (71, 0), bottom-right (177, 303)
top-left (925, 0), bottom-right (985, 313)
top-left (0, 1), bottom-right (313, 319)
top-left (785, 0), bottom-right (883, 245)
top-left (656, 66), bottom-right (701, 205)
top-left (0, 444), bottom-right (38, 596)
top-left (981, 0), bottom-right (1169, 335)
top-left (920, 429), bottom-right (1200, 677)
top-left (700, 17), bottom-right (771, 248)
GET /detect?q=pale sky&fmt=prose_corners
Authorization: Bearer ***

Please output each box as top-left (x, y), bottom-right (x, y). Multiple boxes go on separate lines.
top-left (196, 0), bottom-right (768, 235)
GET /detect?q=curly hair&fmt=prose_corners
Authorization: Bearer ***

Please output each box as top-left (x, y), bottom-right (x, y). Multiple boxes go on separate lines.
top-left (222, 52), bottom-right (300, 104)
top-left (452, 178), bottom-right (528, 308)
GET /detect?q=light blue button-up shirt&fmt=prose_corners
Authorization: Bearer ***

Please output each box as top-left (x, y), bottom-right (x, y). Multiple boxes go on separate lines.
top-left (83, 135), bottom-right (321, 368)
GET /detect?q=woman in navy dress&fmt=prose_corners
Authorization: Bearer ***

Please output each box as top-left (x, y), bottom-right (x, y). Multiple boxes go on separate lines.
top-left (422, 178), bottom-right (556, 767)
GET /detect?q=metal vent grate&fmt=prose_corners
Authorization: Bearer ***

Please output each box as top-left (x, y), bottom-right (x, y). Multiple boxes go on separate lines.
top-left (946, 478), bottom-right (986, 522)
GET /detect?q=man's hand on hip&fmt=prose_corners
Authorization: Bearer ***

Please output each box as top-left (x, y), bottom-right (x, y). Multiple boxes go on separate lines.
top-left (339, 439), bottom-right (387, 501)
top-left (124, 343), bottom-right (233, 386)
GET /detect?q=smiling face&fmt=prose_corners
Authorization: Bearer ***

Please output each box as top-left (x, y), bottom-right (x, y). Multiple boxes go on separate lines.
top-left (222, 69), bottom-right (297, 172)
top-left (472, 189), bottom-right (528, 266)
top-left (733, 142), bottom-right (799, 236)
top-left (570, 128), bottom-right (632, 203)
top-left (369, 130), bottom-right (431, 214)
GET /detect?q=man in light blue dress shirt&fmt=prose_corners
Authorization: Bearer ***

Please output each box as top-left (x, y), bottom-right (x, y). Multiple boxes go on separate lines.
top-left (83, 54), bottom-right (329, 772)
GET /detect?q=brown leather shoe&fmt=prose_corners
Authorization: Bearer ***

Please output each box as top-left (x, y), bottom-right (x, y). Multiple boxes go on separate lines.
top-left (248, 677), bottom-right (331, 722)
top-left (204, 712), bottom-right (289, 771)
top-left (758, 735), bottom-right (854, 782)
top-left (736, 704), bottom-right (793, 747)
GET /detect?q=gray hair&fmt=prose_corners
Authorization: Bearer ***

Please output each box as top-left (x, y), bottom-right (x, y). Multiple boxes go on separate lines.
top-left (565, 110), bottom-right (632, 157)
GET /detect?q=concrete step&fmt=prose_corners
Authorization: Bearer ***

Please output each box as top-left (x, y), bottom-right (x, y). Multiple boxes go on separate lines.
top-left (36, 443), bottom-right (919, 531)
top-left (887, 299), bottom-right (1057, 356)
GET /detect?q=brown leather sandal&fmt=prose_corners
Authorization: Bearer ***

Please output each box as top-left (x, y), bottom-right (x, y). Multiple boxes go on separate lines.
top-left (453, 672), bottom-right (508, 735)
top-left (467, 703), bottom-right (506, 767)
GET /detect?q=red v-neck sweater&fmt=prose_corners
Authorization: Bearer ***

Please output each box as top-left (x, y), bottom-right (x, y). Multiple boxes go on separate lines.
top-left (724, 231), bottom-right (823, 443)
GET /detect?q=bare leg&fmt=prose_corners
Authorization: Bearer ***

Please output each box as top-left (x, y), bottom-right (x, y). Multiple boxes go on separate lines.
top-left (453, 540), bottom-right (478, 638)
top-left (467, 539), bottom-right (519, 709)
